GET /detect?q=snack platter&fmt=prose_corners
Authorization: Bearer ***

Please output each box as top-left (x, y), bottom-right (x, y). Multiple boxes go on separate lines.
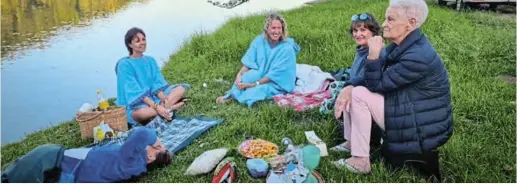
top-left (238, 139), bottom-right (279, 158)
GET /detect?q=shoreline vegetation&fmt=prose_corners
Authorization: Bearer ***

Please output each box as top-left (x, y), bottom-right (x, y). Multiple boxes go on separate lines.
top-left (2, 0), bottom-right (515, 182)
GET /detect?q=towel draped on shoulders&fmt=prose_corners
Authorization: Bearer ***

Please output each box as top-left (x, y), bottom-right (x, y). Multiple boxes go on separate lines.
top-left (223, 34), bottom-right (301, 107)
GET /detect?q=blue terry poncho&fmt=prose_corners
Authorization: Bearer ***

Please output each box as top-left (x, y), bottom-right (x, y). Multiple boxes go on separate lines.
top-left (223, 34), bottom-right (301, 107)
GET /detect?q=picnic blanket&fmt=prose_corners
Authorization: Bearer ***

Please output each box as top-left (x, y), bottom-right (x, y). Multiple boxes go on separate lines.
top-left (92, 116), bottom-right (224, 153)
top-left (273, 80), bottom-right (332, 112)
top-left (319, 68), bottom-right (352, 114)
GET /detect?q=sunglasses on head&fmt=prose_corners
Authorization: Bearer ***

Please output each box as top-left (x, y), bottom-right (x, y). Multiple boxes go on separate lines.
top-left (351, 13), bottom-right (369, 21)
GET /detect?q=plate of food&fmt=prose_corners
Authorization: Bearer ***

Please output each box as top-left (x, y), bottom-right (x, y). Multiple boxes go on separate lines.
top-left (238, 139), bottom-right (279, 158)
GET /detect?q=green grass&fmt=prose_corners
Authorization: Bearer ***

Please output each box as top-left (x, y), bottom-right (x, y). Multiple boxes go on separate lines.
top-left (2, 0), bottom-right (515, 182)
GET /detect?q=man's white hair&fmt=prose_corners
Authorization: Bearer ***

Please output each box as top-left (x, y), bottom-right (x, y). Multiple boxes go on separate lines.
top-left (389, 0), bottom-right (429, 28)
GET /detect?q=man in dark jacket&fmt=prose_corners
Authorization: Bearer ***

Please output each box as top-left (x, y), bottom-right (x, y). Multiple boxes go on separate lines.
top-left (334, 0), bottom-right (453, 175)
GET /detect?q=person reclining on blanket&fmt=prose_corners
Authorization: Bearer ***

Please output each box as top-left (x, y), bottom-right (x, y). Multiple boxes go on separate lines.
top-left (216, 13), bottom-right (301, 107)
top-left (332, 0), bottom-right (453, 174)
top-left (116, 27), bottom-right (189, 126)
top-left (1, 127), bottom-right (172, 183)
top-left (329, 12), bottom-right (382, 157)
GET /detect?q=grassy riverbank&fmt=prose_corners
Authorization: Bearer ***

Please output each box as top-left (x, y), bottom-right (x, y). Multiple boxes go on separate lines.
top-left (2, 0), bottom-right (515, 182)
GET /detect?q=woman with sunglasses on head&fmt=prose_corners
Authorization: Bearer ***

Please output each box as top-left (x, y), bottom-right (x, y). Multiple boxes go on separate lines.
top-left (331, 12), bottom-right (385, 172)
top-left (332, 0), bottom-right (453, 175)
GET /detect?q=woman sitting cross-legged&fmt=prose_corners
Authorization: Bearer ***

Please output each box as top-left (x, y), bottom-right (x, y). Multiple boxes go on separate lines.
top-left (116, 27), bottom-right (189, 126)
top-left (332, 0), bottom-right (453, 174)
top-left (216, 13), bottom-right (301, 107)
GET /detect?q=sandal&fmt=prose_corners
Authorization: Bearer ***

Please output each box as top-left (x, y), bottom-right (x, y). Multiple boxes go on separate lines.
top-left (329, 142), bottom-right (351, 152)
top-left (332, 158), bottom-right (371, 174)
top-left (331, 159), bottom-right (348, 168)
top-left (344, 158), bottom-right (371, 174)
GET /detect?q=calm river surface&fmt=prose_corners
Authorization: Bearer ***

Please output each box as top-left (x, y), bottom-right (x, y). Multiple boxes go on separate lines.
top-left (1, 0), bottom-right (310, 145)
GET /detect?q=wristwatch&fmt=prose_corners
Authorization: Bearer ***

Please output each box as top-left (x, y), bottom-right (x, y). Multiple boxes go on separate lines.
top-left (255, 81), bottom-right (260, 86)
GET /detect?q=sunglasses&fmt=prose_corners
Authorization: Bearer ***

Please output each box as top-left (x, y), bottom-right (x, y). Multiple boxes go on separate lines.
top-left (351, 13), bottom-right (369, 21)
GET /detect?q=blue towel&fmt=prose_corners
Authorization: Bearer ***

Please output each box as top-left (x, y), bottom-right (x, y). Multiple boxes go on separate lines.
top-left (93, 116), bottom-right (224, 153)
top-left (223, 34), bottom-right (301, 107)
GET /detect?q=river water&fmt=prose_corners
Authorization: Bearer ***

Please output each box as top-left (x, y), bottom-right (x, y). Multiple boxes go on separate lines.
top-left (1, 0), bottom-right (311, 145)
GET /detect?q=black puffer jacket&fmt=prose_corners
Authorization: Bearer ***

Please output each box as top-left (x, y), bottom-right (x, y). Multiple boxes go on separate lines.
top-left (364, 28), bottom-right (454, 154)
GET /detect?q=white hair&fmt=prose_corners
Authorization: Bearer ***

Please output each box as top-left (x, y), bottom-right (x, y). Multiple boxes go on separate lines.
top-left (389, 0), bottom-right (429, 28)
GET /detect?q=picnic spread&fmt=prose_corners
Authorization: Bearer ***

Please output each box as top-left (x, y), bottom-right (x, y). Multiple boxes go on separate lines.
top-left (181, 132), bottom-right (329, 183)
top-left (69, 75), bottom-right (341, 183)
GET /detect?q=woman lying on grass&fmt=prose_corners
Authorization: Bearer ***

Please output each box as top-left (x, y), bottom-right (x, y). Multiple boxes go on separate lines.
top-left (116, 27), bottom-right (189, 126)
top-left (1, 127), bottom-right (172, 183)
top-left (330, 11), bottom-right (383, 160)
top-left (216, 13), bottom-right (301, 107)
top-left (332, 0), bottom-right (453, 174)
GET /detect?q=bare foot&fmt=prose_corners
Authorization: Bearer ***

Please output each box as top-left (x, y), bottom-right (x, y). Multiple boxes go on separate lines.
top-left (169, 101), bottom-right (185, 110)
top-left (216, 96), bottom-right (232, 104)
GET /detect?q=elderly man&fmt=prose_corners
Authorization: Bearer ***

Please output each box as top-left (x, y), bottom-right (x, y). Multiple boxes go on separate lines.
top-left (333, 0), bottom-right (453, 175)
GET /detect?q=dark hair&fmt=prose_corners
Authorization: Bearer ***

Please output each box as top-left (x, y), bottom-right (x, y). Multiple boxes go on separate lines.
top-left (146, 150), bottom-right (173, 170)
top-left (348, 13), bottom-right (381, 36)
top-left (119, 151), bottom-right (173, 183)
top-left (124, 27), bottom-right (146, 55)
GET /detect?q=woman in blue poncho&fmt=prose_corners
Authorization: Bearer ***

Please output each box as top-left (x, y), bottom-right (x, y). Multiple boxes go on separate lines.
top-left (115, 27), bottom-right (189, 125)
top-left (216, 13), bottom-right (301, 107)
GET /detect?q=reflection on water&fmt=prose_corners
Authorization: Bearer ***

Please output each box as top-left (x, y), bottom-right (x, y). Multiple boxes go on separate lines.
top-left (208, 0), bottom-right (250, 9)
top-left (1, 0), bottom-right (310, 145)
top-left (1, 0), bottom-right (134, 60)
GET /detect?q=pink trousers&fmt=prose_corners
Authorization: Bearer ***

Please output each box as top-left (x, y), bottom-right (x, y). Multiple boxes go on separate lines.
top-left (342, 86), bottom-right (385, 157)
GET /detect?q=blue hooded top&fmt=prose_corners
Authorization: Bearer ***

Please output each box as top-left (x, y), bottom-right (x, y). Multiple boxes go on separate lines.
top-left (74, 127), bottom-right (157, 182)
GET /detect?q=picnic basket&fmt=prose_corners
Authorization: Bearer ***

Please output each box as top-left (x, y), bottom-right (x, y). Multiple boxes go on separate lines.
top-left (75, 106), bottom-right (128, 138)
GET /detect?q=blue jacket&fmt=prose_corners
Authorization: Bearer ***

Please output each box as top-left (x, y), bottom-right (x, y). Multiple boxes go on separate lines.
top-left (348, 46), bottom-right (369, 86)
top-left (364, 28), bottom-right (454, 154)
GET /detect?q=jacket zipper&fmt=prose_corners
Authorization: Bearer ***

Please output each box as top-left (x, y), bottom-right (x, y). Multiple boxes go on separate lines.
top-left (409, 99), bottom-right (424, 154)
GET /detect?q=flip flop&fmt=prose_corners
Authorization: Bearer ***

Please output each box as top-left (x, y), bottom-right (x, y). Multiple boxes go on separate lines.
top-left (329, 143), bottom-right (350, 152)
top-left (332, 159), bottom-right (371, 174)
top-left (344, 159), bottom-right (371, 174)
top-left (331, 159), bottom-right (347, 168)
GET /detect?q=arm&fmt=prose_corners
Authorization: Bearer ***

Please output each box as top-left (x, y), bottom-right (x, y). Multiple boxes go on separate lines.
top-left (237, 66), bottom-right (250, 76)
top-left (143, 97), bottom-right (159, 110)
top-left (120, 127), bottom-right (157, 160)
top-left (156, 91), bottom-right (167, 103)
top-left (348, 75), bottom-right (365, 86)
top-left (364, 52), bottom-right (429, 93)
top-left (256, 77), bottom-right (272, 85)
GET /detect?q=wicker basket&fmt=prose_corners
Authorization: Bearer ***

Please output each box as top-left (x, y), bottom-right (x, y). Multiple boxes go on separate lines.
top-left (76, 106), bottom-right (128, 138)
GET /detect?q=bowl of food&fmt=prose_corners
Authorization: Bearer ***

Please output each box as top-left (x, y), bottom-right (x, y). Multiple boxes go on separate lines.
top-left (238, 139), bottom-right (279, 159)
